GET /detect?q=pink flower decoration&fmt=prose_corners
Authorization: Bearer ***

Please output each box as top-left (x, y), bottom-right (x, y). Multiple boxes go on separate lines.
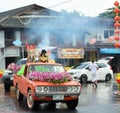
top-left (7, 63), bottom-right (21, 74)
top-left (29, 72), bottom-right (72, 84)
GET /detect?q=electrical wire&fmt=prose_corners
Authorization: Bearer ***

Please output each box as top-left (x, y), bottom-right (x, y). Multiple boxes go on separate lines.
top-left (47, 0), bottom-right (73, 9)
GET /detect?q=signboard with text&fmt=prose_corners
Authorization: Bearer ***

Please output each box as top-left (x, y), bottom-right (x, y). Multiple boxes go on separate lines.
top-left (58, 48), bottom-right (84, 59)
top-left (4, 47), bottom-right (20, 57)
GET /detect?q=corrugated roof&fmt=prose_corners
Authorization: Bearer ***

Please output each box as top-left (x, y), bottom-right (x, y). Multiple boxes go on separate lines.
top-left (0, 4), bottom-right (59, 28)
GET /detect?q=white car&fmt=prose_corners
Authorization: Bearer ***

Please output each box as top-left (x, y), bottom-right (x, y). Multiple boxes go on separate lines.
top-left (98, 56), bottom-right (114, 64)
top-left (67, 62), bottom-right (113, 83)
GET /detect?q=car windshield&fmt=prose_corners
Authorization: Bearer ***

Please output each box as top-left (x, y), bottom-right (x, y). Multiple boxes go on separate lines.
top-left (29, 65), bottom-right (65, 73)
top-left (16, 59), bottom-right (27, 65)
top-left (73, 62), bottom-right (90, 69)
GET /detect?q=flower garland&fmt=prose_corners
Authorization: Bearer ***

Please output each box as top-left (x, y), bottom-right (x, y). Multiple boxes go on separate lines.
top-left (7, 63), bottom-right (22, 74)
top-left (29, 71), bottom-right (73, 84)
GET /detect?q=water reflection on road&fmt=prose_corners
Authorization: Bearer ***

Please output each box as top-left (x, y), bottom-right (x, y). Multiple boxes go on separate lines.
top-left (0, 80), bottom-right (120, 113)
top-left (79, 81), bottom-right (114, 106)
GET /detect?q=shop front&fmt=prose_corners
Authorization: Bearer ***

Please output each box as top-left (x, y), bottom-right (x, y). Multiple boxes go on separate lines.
top-left (57, 48), bottom-right (84, 67)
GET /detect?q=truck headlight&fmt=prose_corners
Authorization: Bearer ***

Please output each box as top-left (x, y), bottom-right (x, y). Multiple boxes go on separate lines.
top-left (67, 86), bottom-right (80, 93)
top-left (36, 86), bottom-right (50, 93)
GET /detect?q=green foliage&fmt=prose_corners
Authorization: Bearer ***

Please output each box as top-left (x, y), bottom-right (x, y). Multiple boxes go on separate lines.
top-left (60, 9), bottom-right (84, 17)
top-left (98, 7), bottom-right (120, 18)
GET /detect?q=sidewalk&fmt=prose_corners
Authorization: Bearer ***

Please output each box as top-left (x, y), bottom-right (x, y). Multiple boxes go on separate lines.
top-left (113, 73), bottom-right (120, 95)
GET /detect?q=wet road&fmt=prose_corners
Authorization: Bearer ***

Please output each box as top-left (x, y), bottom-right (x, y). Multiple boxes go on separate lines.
top-left (0, 80), bottom-right (120, 113)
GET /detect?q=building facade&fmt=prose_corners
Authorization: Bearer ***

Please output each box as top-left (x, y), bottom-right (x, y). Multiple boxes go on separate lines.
top-left (0, 4), bottom-right (115, 70)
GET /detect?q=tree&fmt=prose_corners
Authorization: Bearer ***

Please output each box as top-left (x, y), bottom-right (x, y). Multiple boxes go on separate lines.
top-left (60, 9), bottom-right (84, 17)
top-left (98, 7), bottom-right (120, 18)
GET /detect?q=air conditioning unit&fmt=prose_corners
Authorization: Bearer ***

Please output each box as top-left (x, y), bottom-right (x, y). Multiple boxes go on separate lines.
top-left (97, 34), bottom-right (104, 41)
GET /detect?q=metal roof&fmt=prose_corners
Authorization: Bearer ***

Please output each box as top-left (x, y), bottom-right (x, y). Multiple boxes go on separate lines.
top-left (0, 4), bottom-right (59, 28)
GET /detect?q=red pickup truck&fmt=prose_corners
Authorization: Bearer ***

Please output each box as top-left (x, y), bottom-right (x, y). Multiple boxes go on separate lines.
top-left (13, 62), bottom-right (81, 110)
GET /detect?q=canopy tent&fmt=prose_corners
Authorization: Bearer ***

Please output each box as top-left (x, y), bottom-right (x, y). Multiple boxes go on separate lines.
top-left (100, 48), bottom-right (120, 54)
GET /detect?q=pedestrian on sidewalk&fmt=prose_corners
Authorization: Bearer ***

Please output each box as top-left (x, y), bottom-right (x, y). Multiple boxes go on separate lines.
top-left (89, 60), bottom-right (99, 88)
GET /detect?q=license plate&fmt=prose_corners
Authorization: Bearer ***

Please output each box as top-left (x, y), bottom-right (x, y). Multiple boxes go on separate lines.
top-left (53, 95), bottom-right (64, 100)
top-left (10, 77), bottom-right (13, 80)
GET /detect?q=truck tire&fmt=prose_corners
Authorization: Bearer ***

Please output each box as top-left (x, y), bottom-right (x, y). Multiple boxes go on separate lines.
top-left (16, 87), bottom-right (24, 101)
top-left (27, 90), bottom-right (39, 110)
top-left (66, 99), bottom-right (78, 109)
top-left (4, 83), bottom-right (10, 92)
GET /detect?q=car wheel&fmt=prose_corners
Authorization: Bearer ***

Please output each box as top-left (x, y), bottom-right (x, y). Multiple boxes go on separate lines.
top-left (16, 87), bottom-right (24, 101)
top-left (80, 75), bottom-right (88, 84)
top-left (66, 99), bottom-right (78, 109)
top-left (27, 90), bottom-right (39, 110)
top-left (4, 83), bottom-right (10, 92)
top-left (105, 74), bottom-right (112, 81)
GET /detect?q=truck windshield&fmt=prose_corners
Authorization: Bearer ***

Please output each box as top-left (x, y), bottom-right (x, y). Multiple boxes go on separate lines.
top-left (29, 65), bottom-right (65, 73)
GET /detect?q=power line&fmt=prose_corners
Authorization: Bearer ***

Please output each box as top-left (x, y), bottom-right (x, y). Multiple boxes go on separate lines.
top-left (47, 0), bottom-right (73, 9)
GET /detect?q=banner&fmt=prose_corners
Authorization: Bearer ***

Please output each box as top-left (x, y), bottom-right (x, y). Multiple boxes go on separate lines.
top-left (58, 48), bottom-right (84, 59)
top-left (4, 47), bottom-right (20, 57)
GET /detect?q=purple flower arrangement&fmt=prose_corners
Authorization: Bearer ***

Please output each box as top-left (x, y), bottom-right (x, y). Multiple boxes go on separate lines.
top-left (7, 63), bottom-right (22, 74)
top-left (29, 71), bottom-right (73, 84)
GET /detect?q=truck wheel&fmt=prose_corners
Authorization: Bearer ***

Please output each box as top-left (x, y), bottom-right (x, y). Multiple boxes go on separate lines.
top-left (27, 90), bottom-right (39, 110)
top-left (16, 87), bottom-right (24, 101)
top-left (66, 99), bottom-right (78, 109)
top-left (4, 83), bottom-right (10, 92)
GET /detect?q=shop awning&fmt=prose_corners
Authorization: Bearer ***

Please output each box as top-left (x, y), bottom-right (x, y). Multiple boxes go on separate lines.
top-left (100, 48), bottom-right (120, 54)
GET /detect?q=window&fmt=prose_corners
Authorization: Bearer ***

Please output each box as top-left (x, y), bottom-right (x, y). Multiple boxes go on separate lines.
top-left (5, 30), bottom-right (15, 46)
top-left (5, 30), bottom-right (15, 39)
top-left (73, 62), bottom-right (90, 69)
top-left (96, 63), bottom-right (107, 68)
top-left (104, 30), bottom-right (114, 39)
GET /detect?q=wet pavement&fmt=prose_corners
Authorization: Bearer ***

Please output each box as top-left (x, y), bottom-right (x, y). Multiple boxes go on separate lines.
top-left (0, 78), bottom-right (120, 113)
top-left (78, 81), bottom-right (120, 113)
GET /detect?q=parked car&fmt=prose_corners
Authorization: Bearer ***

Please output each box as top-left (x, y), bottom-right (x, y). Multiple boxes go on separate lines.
top-left (16, 58), bottom-right (27, 65)
top-left (107, 56), bottom-right (119, 73)
top-left (1, 58), bottom-right (27, 91)
top-left (98, 56), bottom-right (119, 73)
top-left (67, 61), bottom-right (113, 83)
top-left (98, 56), bottom-right (114, 64)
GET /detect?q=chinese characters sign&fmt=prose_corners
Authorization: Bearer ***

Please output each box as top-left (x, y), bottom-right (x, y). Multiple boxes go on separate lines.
top-left (58, 48), bottom-right (84, 59)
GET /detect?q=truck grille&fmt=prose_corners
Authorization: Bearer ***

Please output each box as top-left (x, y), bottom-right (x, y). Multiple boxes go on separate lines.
top-left (49, 86), bottom-right (67, 92)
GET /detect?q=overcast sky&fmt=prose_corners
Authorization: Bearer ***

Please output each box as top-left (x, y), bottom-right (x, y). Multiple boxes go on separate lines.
top-left (0, 0), bottom-right (116, 17)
